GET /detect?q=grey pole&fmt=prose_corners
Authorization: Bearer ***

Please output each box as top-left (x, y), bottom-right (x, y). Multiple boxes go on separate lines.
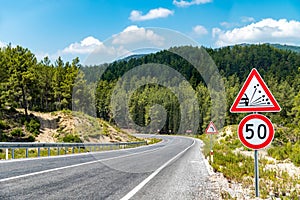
top-left (12, 148), bottom-right (14, 159)
top-left (26, 148), bottom-right (29, 158)
top-left (253, 112), bottom-right (259, 197)
top-left (210, 134), bottom-right (213, 162)
top-left (254, 149), bottom-right (259, 197)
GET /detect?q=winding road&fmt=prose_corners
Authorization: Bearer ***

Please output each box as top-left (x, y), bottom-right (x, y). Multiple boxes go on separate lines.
top-left (0, 135), bottom-right (219, 200)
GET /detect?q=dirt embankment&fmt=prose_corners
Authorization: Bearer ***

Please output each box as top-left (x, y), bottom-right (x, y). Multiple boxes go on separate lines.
top-left (25, 110), bottom-right (140, 143)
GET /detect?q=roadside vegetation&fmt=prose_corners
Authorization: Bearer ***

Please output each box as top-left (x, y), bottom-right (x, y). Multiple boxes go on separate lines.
top-left (145, 137), bottom-right (163, 145)
top-left (0, 107), bottom-right (40, 142)
top-left (267, 126), bottom-right (300, 167)
top-left (197, 126), bottom-right (300, 199)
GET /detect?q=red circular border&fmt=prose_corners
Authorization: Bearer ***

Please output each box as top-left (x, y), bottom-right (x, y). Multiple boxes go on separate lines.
top-left (238, 114), bottom-right (274, 150)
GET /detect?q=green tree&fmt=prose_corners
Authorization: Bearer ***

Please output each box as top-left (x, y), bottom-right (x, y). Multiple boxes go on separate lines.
top-left (35, 57), bottom-right (55, 111)
top-left (52, 57), bottom-right (65, 110)
top-left (2, 45), bottom-right (37, 117)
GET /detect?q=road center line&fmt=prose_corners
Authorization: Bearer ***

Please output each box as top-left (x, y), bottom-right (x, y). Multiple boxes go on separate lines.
top-left (0, 144), bottom-right (165, 183)
top-left (120, 139), bottom-right (195, 200)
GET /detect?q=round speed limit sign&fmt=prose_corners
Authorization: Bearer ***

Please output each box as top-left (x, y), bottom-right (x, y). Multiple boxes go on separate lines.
top-left (238, 114), bottom-right (274, 150)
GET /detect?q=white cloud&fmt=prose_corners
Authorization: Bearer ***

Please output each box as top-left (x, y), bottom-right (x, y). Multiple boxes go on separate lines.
top-left (213, 18), bottom-right (300, 47)
top-left (53, 36), bottom-right (131, 64)
top-left (62, 36), bottom-right (104, 54)
top-left (193, 25), bottom-right (208, 36)
top-left (52, 26), bottom-right (166, 64)
top-left (48, 25), bottom-right (199, 64)
top-left (220, 22), bottom-right (239, 28)
top-left (129, 8), bottom-right (174, 21)
top-left (112, 25), bottom-right (164, 46)
top-left (220, 17), bottom-right (255, 29)
top-left (212, 27), bottom-right (222, 38)
top-left (241, 16), bottom-right (255, 23)
top-left (173, 0), bottom-right (212, 7)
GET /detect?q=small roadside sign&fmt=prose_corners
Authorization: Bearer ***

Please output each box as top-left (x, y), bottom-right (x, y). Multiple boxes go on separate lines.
top-left (205, 121), bottom-right (218, 163)
top-left (205, 121), bottom-right (218, 134)
top-left (230, 68), bottom-right (281, 113)
top-left (238, 114), bottom-right (274, 150)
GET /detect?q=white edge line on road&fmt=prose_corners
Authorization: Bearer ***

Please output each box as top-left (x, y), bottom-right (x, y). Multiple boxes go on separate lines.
top-left (120, 139), bottom-right (196, 200)
top-left (194, 138), bottom-right (214, 176)
top-left (0, 145), bottom-right (165, 183)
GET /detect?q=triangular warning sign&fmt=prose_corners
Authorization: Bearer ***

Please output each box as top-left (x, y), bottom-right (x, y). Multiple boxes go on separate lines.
top-left (205, 121), bottom-right (218, 134)
top-left (230, 68), bottom-right (281, 113)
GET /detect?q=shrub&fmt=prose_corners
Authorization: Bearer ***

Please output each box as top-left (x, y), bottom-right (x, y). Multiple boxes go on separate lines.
top-left (61, 109), bottom-right (71, 115)
top-left (0, 120), bottom-right (9, 129)
top-left (147, 138), bottom-right (162, 145)
top-left (268, 142), bottom-right (300, 166)
top-left (0, 132), bottom-right (9, 142)
top-left (102, 123), bottom-right (109, 136)
top-left (291, 143), bottom-right (300, 166)
top-left (8, 107), bottom-right (17, 113)
top-left (18, 116), bottom-right (27, 125)
top-left (10, 128), bottom-right (25, 137)
top-left (62, 134), bottom-right (82, 143)
top-left (25, 119), bottom-right (40, 136)
top-left (26, 135), bottom-right (35, 142)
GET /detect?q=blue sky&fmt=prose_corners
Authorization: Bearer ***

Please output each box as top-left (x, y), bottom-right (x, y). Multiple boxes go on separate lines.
top-left (1, 0), bottom-right (300, 64)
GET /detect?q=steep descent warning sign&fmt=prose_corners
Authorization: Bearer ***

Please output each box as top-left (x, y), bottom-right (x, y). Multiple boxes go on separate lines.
top-left (205, 121), bottom-right (218, 134)
top-left (230, 68), bottom-right (281, 113)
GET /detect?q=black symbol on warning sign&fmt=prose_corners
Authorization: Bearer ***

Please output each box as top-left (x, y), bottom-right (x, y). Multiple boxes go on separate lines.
top-left (240, 94), bottom-right (249, 106)
top-left (238, 84), bottom-right (271, 107)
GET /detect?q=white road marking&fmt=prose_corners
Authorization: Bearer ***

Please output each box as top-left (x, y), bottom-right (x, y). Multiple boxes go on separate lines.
top-left (120, 139), bottom-right (195, 200)
top-left (194, 138), bottom-right (213, 176)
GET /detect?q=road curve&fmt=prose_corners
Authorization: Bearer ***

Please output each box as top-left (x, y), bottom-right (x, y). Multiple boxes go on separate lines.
top-left (0, 135), bottom-right (219, 199)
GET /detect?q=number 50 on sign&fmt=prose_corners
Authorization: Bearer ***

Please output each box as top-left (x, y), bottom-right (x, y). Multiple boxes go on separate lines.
top-left (238, 114), bottom-right (274, 150)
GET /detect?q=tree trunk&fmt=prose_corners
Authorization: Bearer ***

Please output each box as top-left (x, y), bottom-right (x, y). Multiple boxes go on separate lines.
top-left (21, 86), bottom-right (28, 118)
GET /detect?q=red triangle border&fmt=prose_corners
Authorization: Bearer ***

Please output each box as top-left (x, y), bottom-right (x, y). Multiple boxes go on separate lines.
top-left (205, 121), bottom-right (218, 134)
top-left (230, 68), bottom-right (281, 113)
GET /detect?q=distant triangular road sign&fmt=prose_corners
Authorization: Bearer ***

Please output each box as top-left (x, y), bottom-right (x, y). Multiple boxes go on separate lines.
top-left (205, 121), bottom-right (218, 134)
top-left (230, 68), bottom-right (281, 113)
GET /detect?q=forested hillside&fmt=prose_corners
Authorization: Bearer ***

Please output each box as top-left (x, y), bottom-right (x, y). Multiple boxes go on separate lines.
top-left (0, 44), bottom-right (300, 147)
top-left (91, 44), bottom-right (300, 133)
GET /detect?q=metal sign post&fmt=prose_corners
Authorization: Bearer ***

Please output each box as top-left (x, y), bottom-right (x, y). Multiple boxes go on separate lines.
top-left (254, 112), bottom-right (259, 198)
top-left (210, 134), bottom-right (213, 163)
top-left (254, 149), bottom-right (259, 197)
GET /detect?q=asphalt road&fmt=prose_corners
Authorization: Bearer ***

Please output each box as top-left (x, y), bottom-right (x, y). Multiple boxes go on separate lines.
top-left (0, 135), bottom-right (219, 200)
